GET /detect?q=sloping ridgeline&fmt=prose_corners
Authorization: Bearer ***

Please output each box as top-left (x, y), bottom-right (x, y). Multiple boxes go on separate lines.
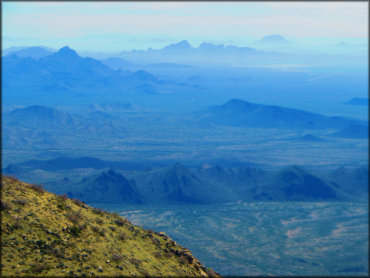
top-left (196, 99), bottom-right (364, 130)
top-left (1, 176), bottom-right (219, 277)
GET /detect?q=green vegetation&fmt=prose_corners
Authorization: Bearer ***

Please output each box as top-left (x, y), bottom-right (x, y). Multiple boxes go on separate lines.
top-left (1, 176), bottom-right (219, 277)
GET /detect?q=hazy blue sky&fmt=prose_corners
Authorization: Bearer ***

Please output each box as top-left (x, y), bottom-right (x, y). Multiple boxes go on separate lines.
top-left (2, 1), bottom-right (368, 51)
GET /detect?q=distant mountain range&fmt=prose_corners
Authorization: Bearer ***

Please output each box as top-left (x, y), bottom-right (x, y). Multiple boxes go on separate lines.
top-left (2, 46), bottom-right (55, 58)
top-left (255, 34), bottom-right (293, 45)
top-left (131, 163), bottom-right (236, 204)
top-left (87, 102), bottom-right (134, 112)
top-left (3, 105), bottom-right (125, 133)
top-left (252, 166), bottom-right (338, 201)
top-left (67, 169), bottom-right (142, 204)
top-left (112, 40), bottom-right (279, 66)
top-left (101, 57), bottom-right (133, 70)
top-left (3, 38), bottom-right (364, 70)
top-left (4, 158), bottom-right (367, 204)
top-left (195, 99), bottom-right (366, 131)
top-left (3, 98), bottom-right (367, 157)
top-left (329, 124), bottom-right (368, 139)
top-left (345, 97), bottom-right (368, 106)
top-left (2, 105), bottom-right (128, 150)
top-left (108, 38), bottom-right (363, 67)
top-left (3, 46), bottom-right (202, 105)
top-left (2, 46), bottom-right (165, 97)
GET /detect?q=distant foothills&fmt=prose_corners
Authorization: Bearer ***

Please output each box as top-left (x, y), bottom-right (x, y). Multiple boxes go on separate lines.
top-left (4, 158), bottom-right (368, 205)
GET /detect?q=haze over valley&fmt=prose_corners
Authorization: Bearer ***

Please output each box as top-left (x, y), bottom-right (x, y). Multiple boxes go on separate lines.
top-left (2, 1), bottom-right (368, 276)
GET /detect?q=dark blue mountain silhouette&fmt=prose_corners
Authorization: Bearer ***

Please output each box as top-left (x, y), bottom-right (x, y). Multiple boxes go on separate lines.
top-left (67, 169), bottom-right (142, 204)
top-left (2, 46), bottom-right (160, 96)
top-left (197, 99), bottom-right (361, 130)
top-left (254, 166), bottom-right (338, 201)
top-left (256, 34), bottom-right (292, 45)
top-left (329, 124), bottom-right (368, 139)
top-left (7, 105), bottom-right (75, 127)
top-left (162, 40), bottom-right (193, 51)
top-left (133, 163), bottom-right (234, 204)
top-left (4, 46), bottom-right (54, 59)
top-left (101, 57), bottom-right (133, 70)
top-left (345, 97), bottom-right (368, 106)
top-left (4, 156), bottom-right (109, 172)
top-left (125, 70), bottom-right (158, 83)
top-left (3, 105), bottom-right (127, 137)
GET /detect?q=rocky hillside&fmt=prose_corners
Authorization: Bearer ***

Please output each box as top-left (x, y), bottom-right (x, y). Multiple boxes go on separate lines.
top-left (1, 176), bottom-right (219, 277)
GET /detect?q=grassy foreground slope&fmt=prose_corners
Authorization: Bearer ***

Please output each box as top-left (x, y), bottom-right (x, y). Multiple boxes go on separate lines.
top-left (1, 176), bottom-right (219, 277)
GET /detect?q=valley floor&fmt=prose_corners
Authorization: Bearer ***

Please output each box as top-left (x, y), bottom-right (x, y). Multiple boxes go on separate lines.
top-left (91, 201), bottom-right (369, 276)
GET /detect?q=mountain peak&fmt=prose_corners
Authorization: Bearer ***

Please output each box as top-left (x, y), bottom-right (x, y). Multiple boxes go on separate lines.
top-left (54, 46), bottom-right (80, 58)
top-left (11, 105), bottom-right (59, 116)
top-left (105, 168), bottom-right (118, 176)
top-left (198, 42), bottom-right (224, 50)
top-left (175, 40), bottom-right (192, 47)
top-left (98, 168), bottom-right (123, 181)
top-left (162, 40), bottom-right (193, 51)
top-left (223, 99), bottom-right (254, 109)
top-left (127, 70), bottom-right (156, 82)
top-left (257, 34), bottom-right (291, 44)
top-left (4, 46), bottom-right (54, 59)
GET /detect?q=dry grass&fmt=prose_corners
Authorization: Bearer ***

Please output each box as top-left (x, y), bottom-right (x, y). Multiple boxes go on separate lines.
top-left (1, 176), bottom-right (218, 277)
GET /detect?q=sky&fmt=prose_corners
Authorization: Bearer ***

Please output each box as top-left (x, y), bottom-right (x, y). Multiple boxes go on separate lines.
top-left (2, 1), bottom-right (368, 52)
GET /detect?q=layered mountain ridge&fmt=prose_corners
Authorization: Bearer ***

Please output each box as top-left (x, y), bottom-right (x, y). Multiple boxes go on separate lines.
top-left (4, 160), bottom-right (367, 204)
top-left (196, 98), bottom-right (366, 131)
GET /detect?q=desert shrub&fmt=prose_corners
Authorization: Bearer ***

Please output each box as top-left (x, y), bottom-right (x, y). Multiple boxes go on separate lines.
top-left (146, 229), bottom-right (155, 234)
top-left (30, 263), bottom-right (49, 274)
top-left (57, 202), bottom-right (67, 210)
top-left (153, 251), bottom-right (163, 259)
top-left (11, 216), bottom-right (22, 230)
top-left (98, 228), bottom-right (106, 237)
top-left (14, 199), bottom-right (27, 206)
top-left (1, 200), bottom-right (11, 211)
top-left (95, 217), bottom-right (104, 225)
top-left (69, 225), bottom-right (82, 237)
top-left (67, 209), bottom-right (83, 223)
top-left (56, 194), bottom-right (68, 204)
top-left (91, 225), bottom-right (99, 234)
top-left (92, 207), bottom-right (105, 215)
top-left (205, 267), bottom-right (218, 277)
top-left (56, 194), bottom-right (69, 210)
top-left (114, 218), bottom-right (126, 227)
top-left (71, 198), bottom-right (85, 207)
top-left (36, 240), bottom-right (46, 248)
top-left (72, 253), bottom-right (81, 261)
top-left (164, 252), bottom-right (173, 258)
top-left (109, 225), bottom-right (116, 232)
top-left (151, 237), bottom-right (161, 246)
top-left (111, 253), bottom-right (124, 263)
top-left (30, 183), bottom-right (45, 194)
top-left (178, 257), bottom-right (187, 265)
top-left (130, 258), bottom-right (141, 268)
top-left (118, 231), bottom-right (127, 241)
